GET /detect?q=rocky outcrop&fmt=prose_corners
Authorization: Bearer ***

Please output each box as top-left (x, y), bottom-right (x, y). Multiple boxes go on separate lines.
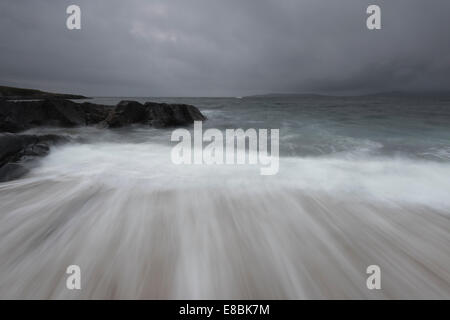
top-left (0, 99), bottom-right (206, 132)
top-left (145, 102), bottom-right (207, 128)
top-left (0, 99), bottom-right (91, 132)
top-left (0, 98), bottom-right (206, 181)
top-left (0, 134), bottom-right (69, 182)
top-left (103, 100), bottom-right (148, 128)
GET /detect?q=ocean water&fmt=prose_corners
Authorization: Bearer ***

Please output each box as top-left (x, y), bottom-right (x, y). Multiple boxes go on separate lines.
top-left (0, 96), bottom-right (449, 299)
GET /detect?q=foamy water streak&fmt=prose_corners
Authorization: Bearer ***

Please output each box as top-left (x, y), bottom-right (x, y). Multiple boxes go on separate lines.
top-left (0, 141), bottom-right (449, 299)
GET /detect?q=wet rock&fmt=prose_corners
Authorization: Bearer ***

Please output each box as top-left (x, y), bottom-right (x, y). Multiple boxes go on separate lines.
top-left (0, 99), bottom-right (206, 132)
top-left (0, 99), bottom-right (86, 132)
top-left (105, 100), bottom-right (148, 128)
top-left (0, 133), bottom-right (69, 182)
top-left (145, 102), bottom-right (207, 127)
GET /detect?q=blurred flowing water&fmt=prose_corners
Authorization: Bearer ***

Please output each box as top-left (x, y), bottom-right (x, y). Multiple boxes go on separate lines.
top-left (0, 96), bottom-right (449, 299)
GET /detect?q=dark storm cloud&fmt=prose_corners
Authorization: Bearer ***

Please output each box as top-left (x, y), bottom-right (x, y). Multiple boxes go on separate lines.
top-left (0, 0), bottom-right (449, 96)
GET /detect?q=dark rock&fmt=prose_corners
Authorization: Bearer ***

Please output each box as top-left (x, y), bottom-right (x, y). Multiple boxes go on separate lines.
top-left (0, 98), bottom-right (206, 132)
top-left (0, 133), bottom-right (69, 182)
top-left (145, 102), bottom-right (207, 127)
top-left (79, 102), bottom-right (111, 125)
top-left (0, 163), bottom-right (30, 182)
top-left (104, 101), bottom-right (148, 128)
top-left (0, 99), bottom-right (86, 132)
top-left (0, 134), bottom-right (38, 166)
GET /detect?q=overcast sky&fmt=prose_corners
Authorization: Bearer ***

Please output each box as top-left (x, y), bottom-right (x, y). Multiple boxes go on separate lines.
top-left (0, 0), bottom-right (449, 97)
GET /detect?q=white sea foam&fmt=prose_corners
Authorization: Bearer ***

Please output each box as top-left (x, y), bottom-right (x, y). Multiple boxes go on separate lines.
top-left (21, 142), bottom-right (450, 209)
top-left (0, 142), bottom-right (449, 299)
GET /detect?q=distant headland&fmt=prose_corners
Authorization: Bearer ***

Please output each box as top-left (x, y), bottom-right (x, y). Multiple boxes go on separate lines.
top-left (0, 86), bottom-right (88, 100)
top-left (243, 91), bottom-right (450, 99)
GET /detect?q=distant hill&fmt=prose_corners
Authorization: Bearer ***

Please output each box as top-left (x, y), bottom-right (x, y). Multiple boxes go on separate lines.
top-left (364, 91), bottom-right (450, 98)
top-left (243, 93), bottom-right (329, 98)
top-left (244, 91), bottom-right (450, 99)
top-left (0, 86), bottom-right (88, 100)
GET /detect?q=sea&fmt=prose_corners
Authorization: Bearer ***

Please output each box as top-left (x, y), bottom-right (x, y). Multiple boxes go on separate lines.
top-left (0, 95), bottom-right (449, 298)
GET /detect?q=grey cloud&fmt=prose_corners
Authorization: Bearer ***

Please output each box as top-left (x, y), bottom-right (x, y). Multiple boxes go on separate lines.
top-left (0, 0), bottom-right (449, 96)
